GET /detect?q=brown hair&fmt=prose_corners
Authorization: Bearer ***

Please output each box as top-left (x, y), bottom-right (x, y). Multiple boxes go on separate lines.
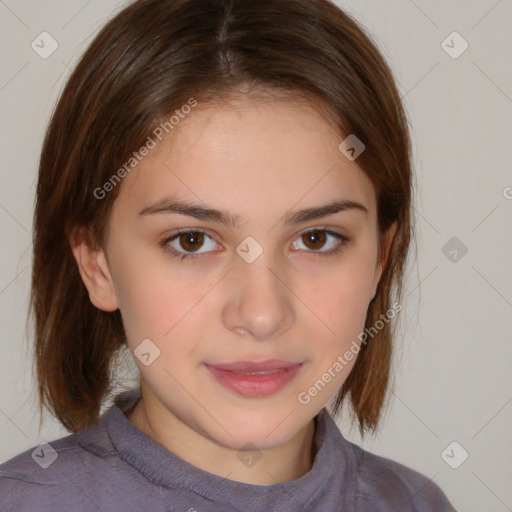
top-left (31, 0), bottom-right (412, 436)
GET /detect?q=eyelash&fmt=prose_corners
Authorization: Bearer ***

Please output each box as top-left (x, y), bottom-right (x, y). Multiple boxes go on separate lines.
top-left (160, 228), bottom-right (349, 262)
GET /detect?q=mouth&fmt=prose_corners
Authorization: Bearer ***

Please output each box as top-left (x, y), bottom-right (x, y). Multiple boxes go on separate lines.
top-left (204, 359), bottom-right (304, 397)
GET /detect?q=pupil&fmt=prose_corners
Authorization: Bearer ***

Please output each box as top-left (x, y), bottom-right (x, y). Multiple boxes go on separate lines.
top-left (182, 232), bottom-right (202, 251)
top-left (306, 230), bottom-right (325, 250)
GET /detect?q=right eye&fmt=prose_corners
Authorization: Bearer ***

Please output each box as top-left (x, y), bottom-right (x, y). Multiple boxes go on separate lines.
top-left (161, 229), bottom-right (221, 261)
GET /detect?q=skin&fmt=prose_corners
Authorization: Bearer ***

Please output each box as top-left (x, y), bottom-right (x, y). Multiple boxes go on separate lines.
top-left (71, 95), bottom-right (396, 485)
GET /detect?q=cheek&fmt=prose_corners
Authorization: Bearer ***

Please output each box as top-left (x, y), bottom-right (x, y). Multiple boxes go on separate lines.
top-left (116, 274), bottom-right (203, 342)
top-left (296, 260), bottom-right (375, 404)
top-left (110, 253), bottom-right (220, 367)
top-left (108, 237), bottom-right (196, 340)
top-left (114, 268), bottom-right (206, 386)
top-left (311, 256), bottom-right (377, 340)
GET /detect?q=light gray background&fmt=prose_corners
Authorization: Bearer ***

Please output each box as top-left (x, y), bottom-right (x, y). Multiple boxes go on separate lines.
top-left (1, 1), bottom-right (511, 511)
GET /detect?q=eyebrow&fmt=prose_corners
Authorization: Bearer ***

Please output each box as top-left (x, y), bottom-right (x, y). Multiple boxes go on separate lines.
top-left (138, 197), bottom-right (368, 228)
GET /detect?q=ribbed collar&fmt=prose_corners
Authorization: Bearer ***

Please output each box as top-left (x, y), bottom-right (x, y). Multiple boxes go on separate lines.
top-left (78, 390), bottom-right (358, 511)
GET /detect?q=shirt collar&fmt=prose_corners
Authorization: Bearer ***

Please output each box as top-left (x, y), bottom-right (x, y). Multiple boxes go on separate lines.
top-left (78, 390), bottom-right (358, 510)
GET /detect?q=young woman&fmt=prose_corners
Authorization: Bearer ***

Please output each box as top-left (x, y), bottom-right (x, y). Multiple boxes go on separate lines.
top-left (0, 0), bottom-right (456, 510)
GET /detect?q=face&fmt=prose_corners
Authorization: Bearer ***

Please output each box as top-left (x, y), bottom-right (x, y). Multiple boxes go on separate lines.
top-left (94, 96), bottom-right (386, 451)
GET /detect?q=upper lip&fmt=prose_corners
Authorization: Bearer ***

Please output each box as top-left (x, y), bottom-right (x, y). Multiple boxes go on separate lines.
top-left (205, 359), bottom-right (302, 372)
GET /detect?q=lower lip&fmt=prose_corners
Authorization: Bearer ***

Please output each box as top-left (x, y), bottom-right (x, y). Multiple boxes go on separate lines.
top-left (204, 363), bottom-right (303, 397)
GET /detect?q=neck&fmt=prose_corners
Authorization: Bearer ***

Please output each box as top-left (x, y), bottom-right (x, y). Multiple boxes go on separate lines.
top-left (126, 395), bottom-right (317, 485)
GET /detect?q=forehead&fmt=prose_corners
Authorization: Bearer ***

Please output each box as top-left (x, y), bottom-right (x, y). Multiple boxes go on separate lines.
top-left (113, 97), bottom-right (377, 222)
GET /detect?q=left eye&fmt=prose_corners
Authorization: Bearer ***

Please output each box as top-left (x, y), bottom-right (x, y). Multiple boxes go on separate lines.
top-left (291, 229), bottom-right (347, 254)
top-left (162, 228), bottom-right (347, 261)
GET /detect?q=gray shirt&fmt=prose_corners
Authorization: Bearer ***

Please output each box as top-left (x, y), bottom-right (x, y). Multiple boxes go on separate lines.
top-left (1, 391), bottom-right (457, 511)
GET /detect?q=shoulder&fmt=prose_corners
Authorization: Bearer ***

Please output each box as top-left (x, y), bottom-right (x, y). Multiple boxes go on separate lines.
top-left (0, 413), bottom-right (124, 512)
top-left (347, 440), bottom-right (457, 512)
top-left (1, 432), bottom-right (83, 510)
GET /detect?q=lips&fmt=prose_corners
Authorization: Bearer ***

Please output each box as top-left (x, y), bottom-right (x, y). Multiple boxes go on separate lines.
top-left (207, 359), bottom-right (301, 373)
top-left (204, 359), bottom-right (304, 397)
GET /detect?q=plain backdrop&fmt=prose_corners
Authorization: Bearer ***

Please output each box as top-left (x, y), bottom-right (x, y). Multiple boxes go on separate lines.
top-left (1, 1), bottom-right (511, 511)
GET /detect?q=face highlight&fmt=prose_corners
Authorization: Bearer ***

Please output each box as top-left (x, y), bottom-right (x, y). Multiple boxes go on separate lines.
top-left (98, 96), bottom-right (384, 456)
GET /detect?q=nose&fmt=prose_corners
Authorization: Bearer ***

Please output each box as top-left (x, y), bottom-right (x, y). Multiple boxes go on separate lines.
top-left (222, 253), bottom-right (296, 342)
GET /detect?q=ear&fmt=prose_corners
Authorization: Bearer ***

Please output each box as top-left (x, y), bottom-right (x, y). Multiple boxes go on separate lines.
top-left (370, 221), bottom-right (398, 301)
top-left (69, 227), bottom-right (119, 312)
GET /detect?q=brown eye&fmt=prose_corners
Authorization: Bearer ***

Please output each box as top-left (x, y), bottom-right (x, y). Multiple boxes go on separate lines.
top-left (163, 230), bottom-right (220, 260)
top-left (301, 230), bottom-right (327, 251)
top-left (177, 231), bottom-right (205, 252)
top-left (291, 228), bottom-right (347, 256)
